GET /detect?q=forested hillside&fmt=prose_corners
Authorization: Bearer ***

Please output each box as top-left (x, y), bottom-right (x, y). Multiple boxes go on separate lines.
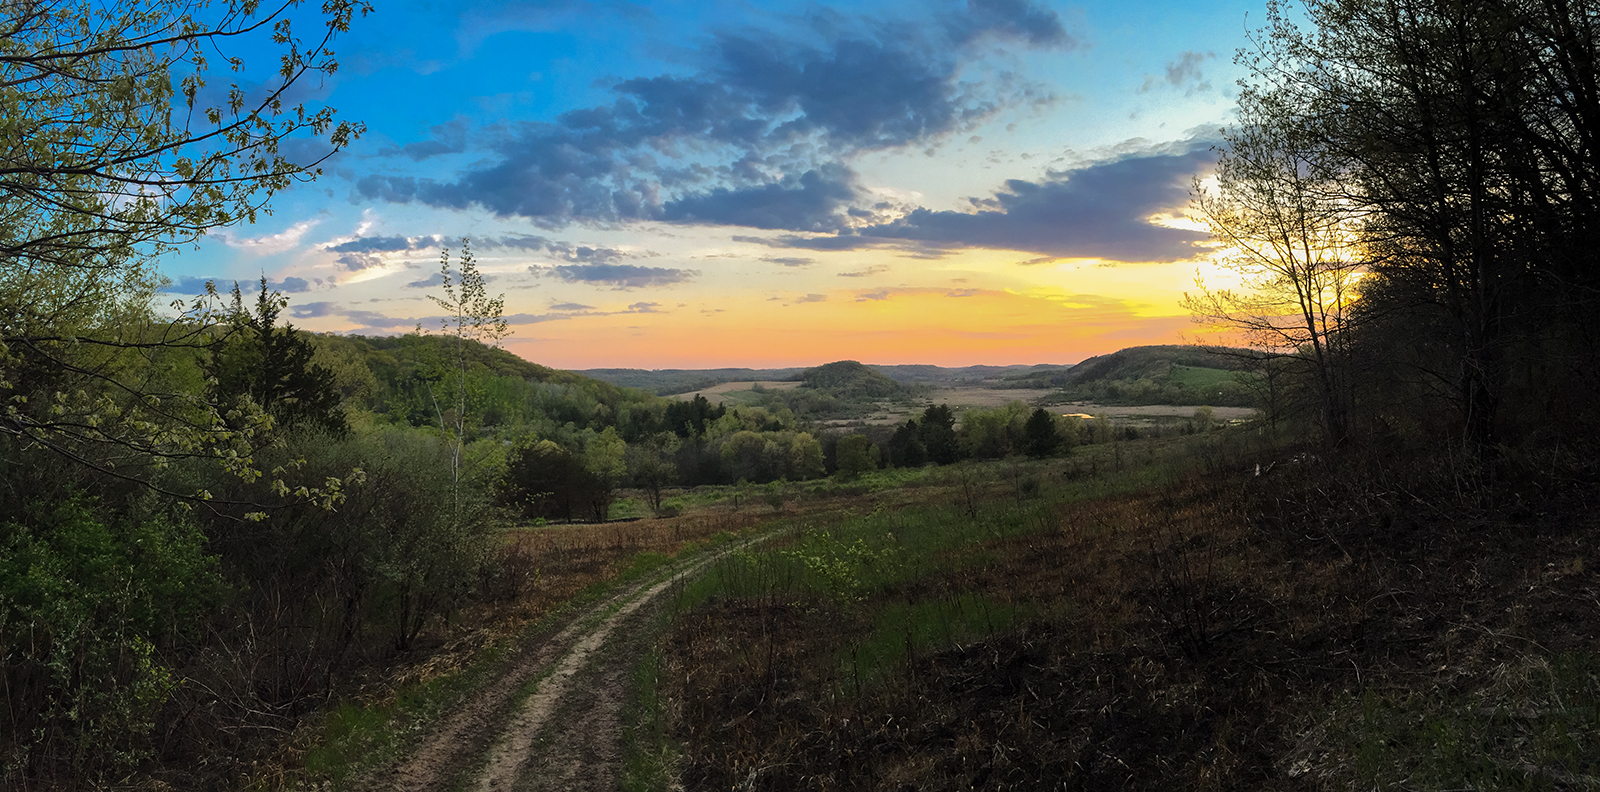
top-left (1002, 345), bottom-right (1261, 406)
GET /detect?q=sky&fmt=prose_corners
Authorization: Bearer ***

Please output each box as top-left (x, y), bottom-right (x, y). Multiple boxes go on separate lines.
top-left (165, 0), bottom-right (1262, 369)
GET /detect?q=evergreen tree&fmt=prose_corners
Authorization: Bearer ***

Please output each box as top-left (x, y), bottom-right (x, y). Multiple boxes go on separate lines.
top-left (207, 279), bottom-right (346, 435)
top-left (919, 404), bottom-right (961, 465)
top-left (1024, 408), bottom-right (1061, 458)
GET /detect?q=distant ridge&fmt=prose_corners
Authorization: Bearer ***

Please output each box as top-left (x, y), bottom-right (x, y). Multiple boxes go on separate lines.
top-left (577, 362), bottom-right (1071, 395)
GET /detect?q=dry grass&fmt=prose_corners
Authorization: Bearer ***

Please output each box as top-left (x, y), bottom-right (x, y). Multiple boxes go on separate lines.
top-left (661, 457), bottom-right (1600, 790)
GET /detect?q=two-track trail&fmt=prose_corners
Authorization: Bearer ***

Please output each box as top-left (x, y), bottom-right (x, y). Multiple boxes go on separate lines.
top-left (357, 536), bottom-right (761, 792)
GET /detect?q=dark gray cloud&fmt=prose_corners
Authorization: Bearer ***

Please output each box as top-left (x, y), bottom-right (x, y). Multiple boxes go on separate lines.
top-left (626, 301), bottom-right (664, 313)
top-left (854, 144), bottom-right (1214, 261)
top-left (339, 252), bottom-right (383, 271)
top-left (741, 142), bottom-right (1217, 262)
top-left (407, 272), bottom-right (446, 289)
top-left (355, 0), bottom-right (1069, 231)
top-left (661, 167), bottom-right (854, 231)
top-left (291, 301), bottom-right (339, 319)
top-left (163, 275), bottom-right (313, 295)
top-left (325, 235), bottom-right (429, 253)
top-left (1141, 51), bottom-right (1216, 95)
top-left (548, 263), bottom-right (698, 289)
top-left (733, 233), bottom-right (873, 251)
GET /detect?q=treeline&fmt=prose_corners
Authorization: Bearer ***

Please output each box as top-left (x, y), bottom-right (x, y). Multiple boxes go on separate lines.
top-left (1190, 0), bottom-right (1600, 464)
top-left (820, 401), bottom-right (1221, 480)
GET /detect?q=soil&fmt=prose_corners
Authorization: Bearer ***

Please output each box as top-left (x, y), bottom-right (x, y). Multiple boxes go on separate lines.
top-left (358, 539), bottom-right (758, 791)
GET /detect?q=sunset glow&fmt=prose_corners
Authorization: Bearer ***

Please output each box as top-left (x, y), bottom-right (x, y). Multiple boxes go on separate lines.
top-left (164, 0), bottom-right (1260, 368)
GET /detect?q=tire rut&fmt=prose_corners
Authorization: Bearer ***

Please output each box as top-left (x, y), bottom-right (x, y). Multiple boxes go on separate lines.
top-left (360, 538), bottom-right (759, 791)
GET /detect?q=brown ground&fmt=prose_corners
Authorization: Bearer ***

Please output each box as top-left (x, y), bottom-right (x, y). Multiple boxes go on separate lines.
top-left (662, 461), bottom-right (1600, 790)
top-left (355, 531), bottom-right (768, 792)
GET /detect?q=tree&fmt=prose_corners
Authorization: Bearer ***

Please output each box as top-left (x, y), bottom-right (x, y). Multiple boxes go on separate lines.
top-left (1228, 0), bottom-right (1600, 456)
top-left (1187, 102), bottom-right (1363, 445)
top-left (625, 432), bottom-right (679, 516)
top-left (919, 404), bottom-right (962, 465)
top-left (1, 0), bottom-right (367, 494)
top-left (1023, 408), bottom-right (1061, 458)
top-left (206, 278), bottom-right (346, 435)
top-left (834, 434), bottom-right (879, 479)
top-left (418, 240), bottom-right (509, 506)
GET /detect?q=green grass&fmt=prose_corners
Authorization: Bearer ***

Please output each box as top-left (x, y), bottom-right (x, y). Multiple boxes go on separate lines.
top-left (1317, 654), bottom-right (1600, 790)
top-left (843, 594), bottom-right (1028, 688)
top-left (1168, 364), bottom-right (1240, 391)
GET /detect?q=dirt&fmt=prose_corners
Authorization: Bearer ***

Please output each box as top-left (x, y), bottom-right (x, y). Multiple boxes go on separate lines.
top-left (359, 539), bottom-right (759, 792)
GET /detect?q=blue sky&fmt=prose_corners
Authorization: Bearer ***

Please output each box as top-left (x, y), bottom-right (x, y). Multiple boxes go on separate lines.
top-left (171, 0), bottom-right (1260, 368)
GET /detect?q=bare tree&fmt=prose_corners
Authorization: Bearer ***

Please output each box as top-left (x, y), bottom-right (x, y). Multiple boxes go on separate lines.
top-left (1187, 115), bottom-right (1366, 445)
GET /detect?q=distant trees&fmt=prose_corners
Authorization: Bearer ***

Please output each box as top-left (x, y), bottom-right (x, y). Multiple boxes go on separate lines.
top-left (834, 435), bottom-right (880, 479)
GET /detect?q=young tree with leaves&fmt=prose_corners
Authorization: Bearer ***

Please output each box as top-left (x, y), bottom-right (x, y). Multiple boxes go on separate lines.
top-left (418, 240), bottom-right (509, 518)
top-left (0, 0), bottom-right (367, 496)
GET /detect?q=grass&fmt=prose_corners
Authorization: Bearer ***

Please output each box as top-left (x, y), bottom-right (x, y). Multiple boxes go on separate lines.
top-left (1168, 364), bottom-right (1240, 391)
top-left (652, 428), bottom-right (1600, 790)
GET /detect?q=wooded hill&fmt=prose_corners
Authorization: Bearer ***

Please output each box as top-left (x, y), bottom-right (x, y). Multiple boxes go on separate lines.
top-left (1006, 345), bottom-right (1263, 407)
top-left (578, 362), bottom-right (1072, 395)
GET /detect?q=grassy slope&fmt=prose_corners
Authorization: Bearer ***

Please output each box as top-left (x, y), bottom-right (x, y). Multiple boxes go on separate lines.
top-left (656, 436), bottom-right (1600, 790)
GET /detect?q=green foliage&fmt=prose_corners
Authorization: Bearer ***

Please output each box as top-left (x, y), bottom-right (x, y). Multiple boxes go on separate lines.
top-left (207, 279), bottom-right (347, 435)
top-left (834, 434), bottom-right (880, 479)
top-left (719, 429), bottom-right (825, 483)
top-left (0, 494), bottom-right (220, 781)
top-left (799, 360), bottom-right (908, 399)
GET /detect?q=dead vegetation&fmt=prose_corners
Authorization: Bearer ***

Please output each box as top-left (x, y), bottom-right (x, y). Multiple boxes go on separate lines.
top-left (662, 454), bottom-right (1600, 790)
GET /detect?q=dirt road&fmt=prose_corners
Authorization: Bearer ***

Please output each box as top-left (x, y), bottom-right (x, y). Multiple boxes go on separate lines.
top-left (358, 540), bottom-right (754, 791)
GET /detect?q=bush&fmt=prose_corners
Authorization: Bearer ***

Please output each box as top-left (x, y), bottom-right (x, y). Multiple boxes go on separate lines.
top-left (1, 495), bottom-right (220, 782)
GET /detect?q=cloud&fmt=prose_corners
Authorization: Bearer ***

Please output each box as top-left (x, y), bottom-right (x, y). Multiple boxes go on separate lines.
top-left (215, 220), bottom-right (320, 254)
top-left (325, 235), bottom-right (440, 253)
top-left (733, 233), bottom-right (874, 251)
top-left (795, 293), bottom-right (828, 303)
top-left (838, 265), bottom-right (889, 278)
top-left (626, 301), bottom-right (664, 313)
top-left (339, 253), bottom-right (384, 271)
top-left (161, 275), bottom-right (313, 295)
top-left (662, 167), bottom-right (855, 231)
top-left (547, 263), bottom-right (698, 289)
top-left (291, 301), bottom-right (339, 319)
top-left (762, 256), bottom-right (813, 268)
top-left (1140, 51), bottom-right (1216, 95)
top-left (549, 301), bottom-right (594, 311)
top-left (741, 141), bottom-right (1216, 262)
top-left (407, 272), bottom-right (446, 289)
top-left (355, 0), bottom-right (1069, 231)
top-left (854, 143), bottom-right (1215, 261)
